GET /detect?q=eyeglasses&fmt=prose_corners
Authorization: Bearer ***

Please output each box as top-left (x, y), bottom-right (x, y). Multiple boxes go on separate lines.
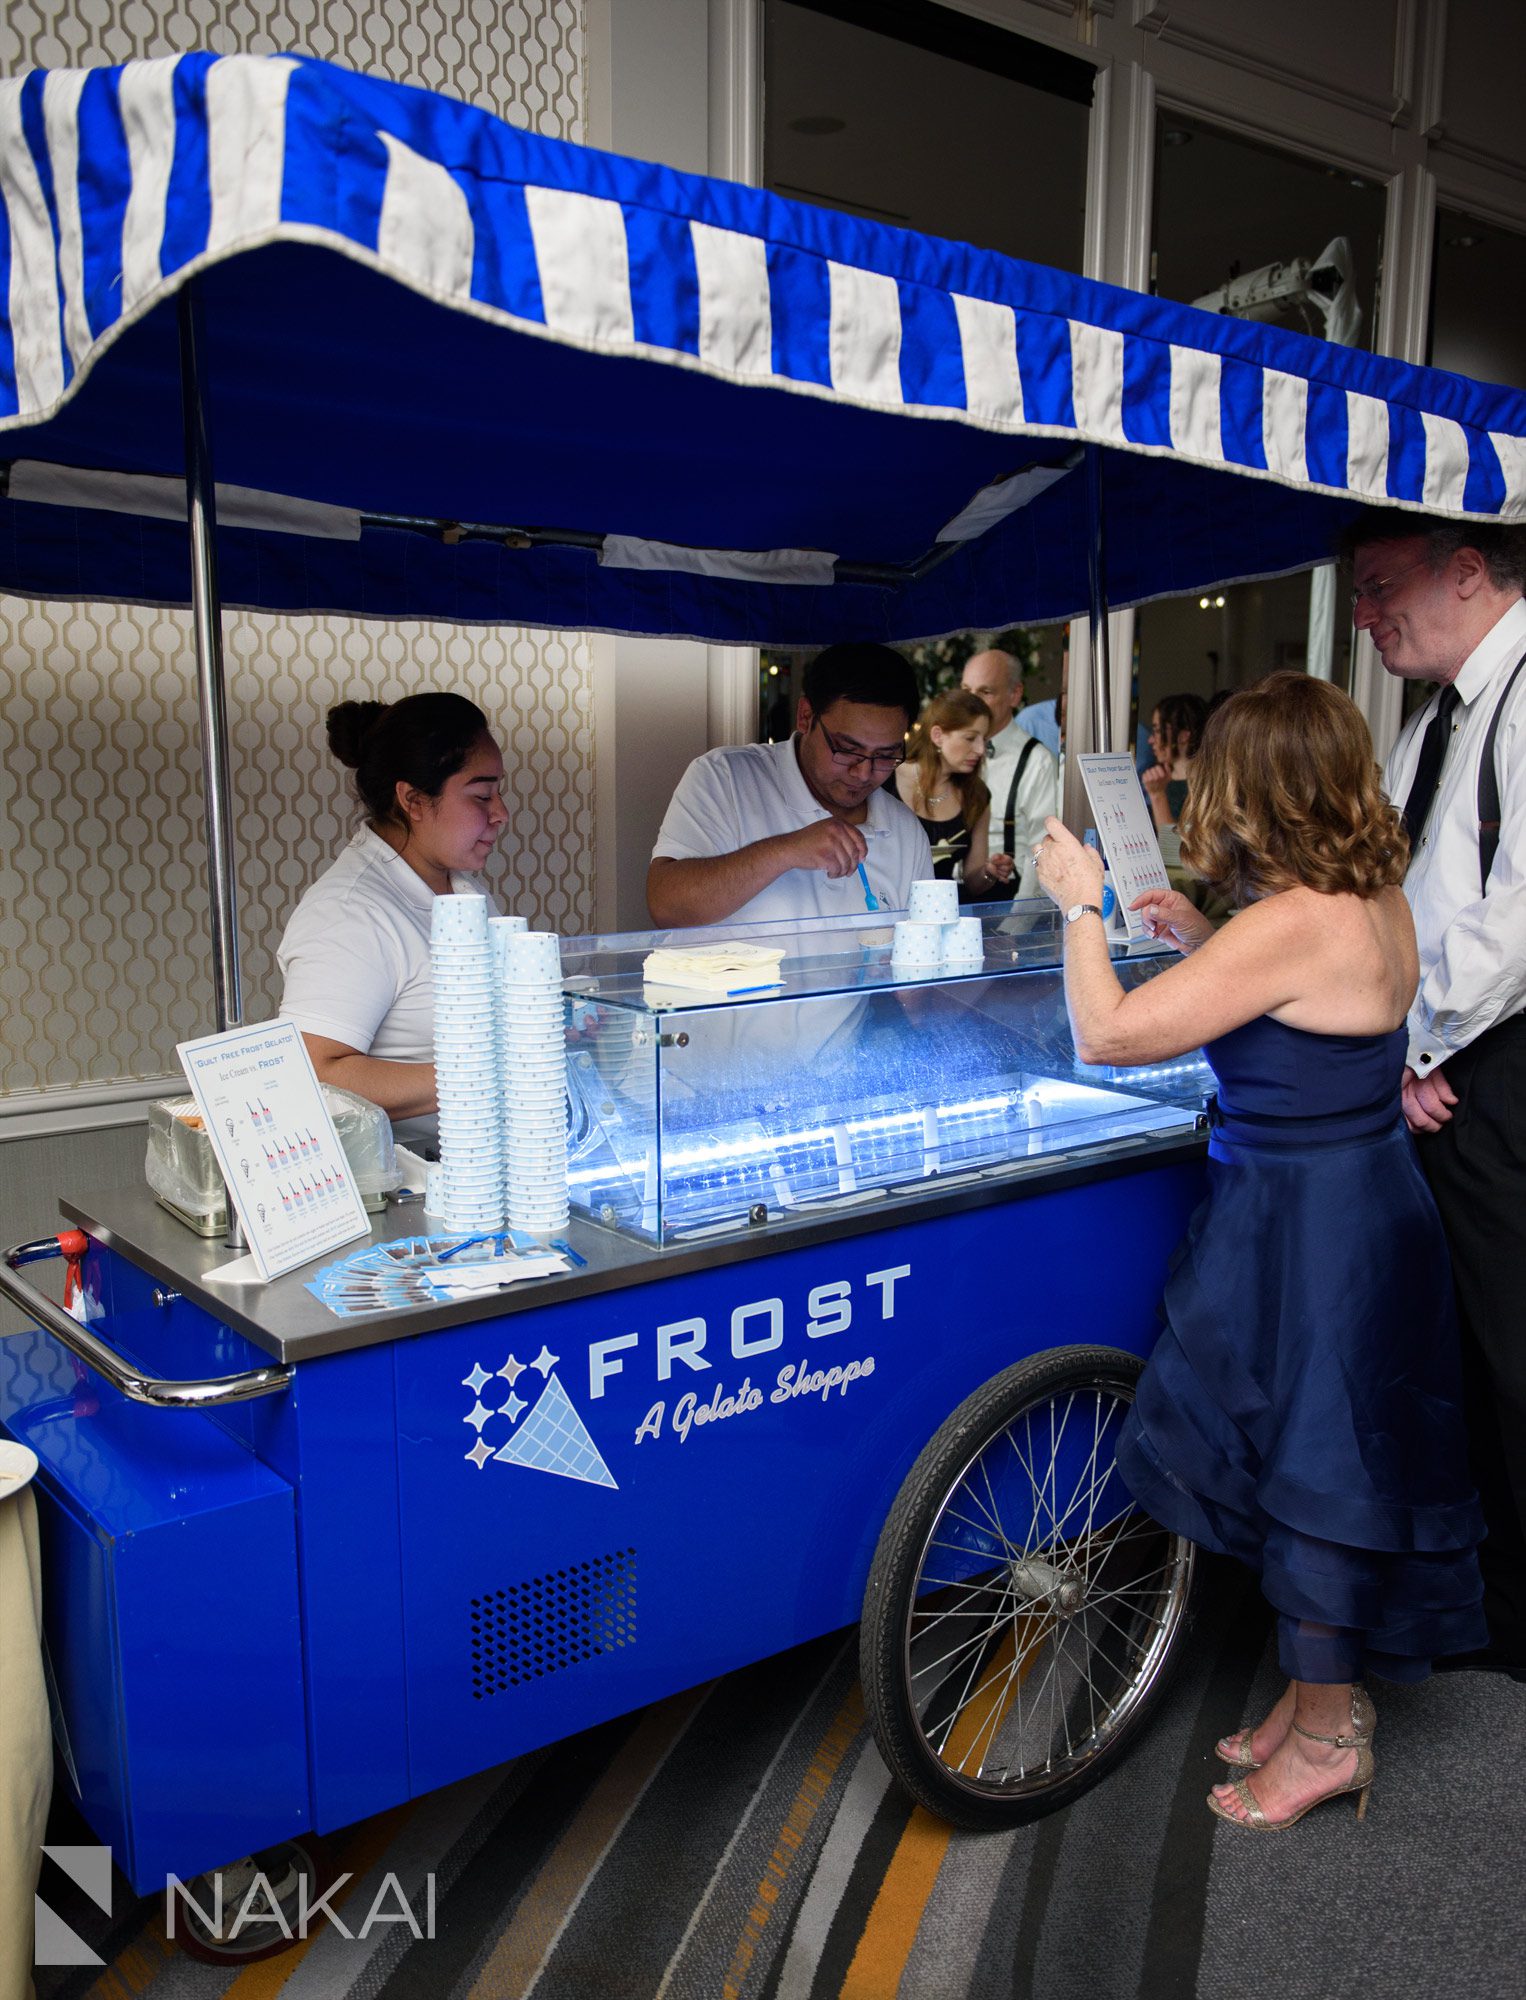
top-left (1349, 556), bottom-right (1430, 611)
top-left (813, 717), bottom-right (907, 772)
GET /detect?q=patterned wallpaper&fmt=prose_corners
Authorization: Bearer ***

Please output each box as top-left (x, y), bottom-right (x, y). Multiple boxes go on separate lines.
top-left (0, 1), bottom-right (592, 1100)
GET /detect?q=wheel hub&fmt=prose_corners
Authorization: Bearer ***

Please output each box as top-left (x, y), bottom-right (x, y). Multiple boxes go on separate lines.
top-left (1008, 1558), bottom-right (1087, 1617)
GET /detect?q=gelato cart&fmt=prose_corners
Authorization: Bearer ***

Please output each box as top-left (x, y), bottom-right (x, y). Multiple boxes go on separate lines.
top-left (1, 50), bottom-right (1522, 1901)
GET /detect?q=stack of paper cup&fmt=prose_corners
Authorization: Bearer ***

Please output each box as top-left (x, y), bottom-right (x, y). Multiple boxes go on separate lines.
top-left (497, 928), bottom-right (569, 1233)
top-left (431, 895), bottom-right (505, 1230)
top-left (908, 879), bottom-right (960, 925)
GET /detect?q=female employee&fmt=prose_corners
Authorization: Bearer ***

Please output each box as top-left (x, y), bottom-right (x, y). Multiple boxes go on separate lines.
top-left (1034, 672), bottom-right (1484, 1834)
top-left (890, 689), bottom-right (1016, 896)
top-left (277, 693), bottom-right (507, 1143)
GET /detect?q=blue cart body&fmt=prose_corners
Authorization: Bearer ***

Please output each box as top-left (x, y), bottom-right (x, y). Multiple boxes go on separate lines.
top-left (0, 1152), bottom-right (1200, 1895)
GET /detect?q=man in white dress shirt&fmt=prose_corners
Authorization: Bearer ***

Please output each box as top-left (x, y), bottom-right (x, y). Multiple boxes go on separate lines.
top-left (960, 649), bottom-right (1060, 901)
top-left (1348, 508), bottom-right (1526, 1677)
top-left (648, 643), bottom-right (932, 927)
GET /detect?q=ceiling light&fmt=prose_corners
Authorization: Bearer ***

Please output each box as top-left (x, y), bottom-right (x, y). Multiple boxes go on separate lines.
top-left (1446, 233), bottom-right (1483, 249)
top-left (1162, 129), bottom-right (1192, 148)
top-left (1199, 597), bottom-right (1210, 609)
top-left (1214, 594), bottom-right (1226, 607)
top-left (789, 115), bottom-right (846, 136)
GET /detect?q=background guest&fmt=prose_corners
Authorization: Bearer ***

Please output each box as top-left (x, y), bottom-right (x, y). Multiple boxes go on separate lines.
top-left (891, 689), bottom-right (1014, 895)
top-left (1346, 508), bottom-right (1526, 1682)
top-left (960, 648), bottom-right (1058, 898)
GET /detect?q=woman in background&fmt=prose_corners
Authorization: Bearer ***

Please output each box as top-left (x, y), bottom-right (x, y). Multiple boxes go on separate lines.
top-left (1034, 672), bottom-right (1484, 1832)
top-left (891, 689), bottom-right (1015, 897)
top-left (278, 693), bottom-right (507, 1146)
top-left (1142, 691), bottom-right (1209, 831)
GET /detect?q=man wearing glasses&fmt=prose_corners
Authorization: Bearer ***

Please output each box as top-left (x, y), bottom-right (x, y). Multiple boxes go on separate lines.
top-left (1344, 507), bottom-right (1526, 1681)
top-left (647, 642), bottom-right (932, 927)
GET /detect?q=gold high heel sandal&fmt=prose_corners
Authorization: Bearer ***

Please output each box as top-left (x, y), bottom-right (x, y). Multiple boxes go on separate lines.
top-left (1207, 1705), bottom-right (1375, 1831)
top-left (1215, 1685), bottom-right (1374, 1770)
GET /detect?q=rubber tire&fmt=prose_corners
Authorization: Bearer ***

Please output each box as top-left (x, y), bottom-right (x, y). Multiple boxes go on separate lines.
top-left (861, 1344), bottom-right (1197, 1831)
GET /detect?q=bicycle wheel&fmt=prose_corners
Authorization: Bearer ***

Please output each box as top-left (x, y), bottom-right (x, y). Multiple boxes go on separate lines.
top-left (861, 1344), bottom-right (1197, 1829)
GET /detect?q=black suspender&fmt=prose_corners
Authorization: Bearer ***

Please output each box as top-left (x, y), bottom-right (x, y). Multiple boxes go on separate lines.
top-left (1477, 649), bottom-right (1526, 894)
top-left (1001, 733), bottom-right (1042, 854)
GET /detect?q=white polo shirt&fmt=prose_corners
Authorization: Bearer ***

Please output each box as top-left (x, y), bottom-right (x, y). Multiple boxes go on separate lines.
top-left (277, 826), bottom-right (496, 1141)
top-left (652, 736), bottom-right (933, 923)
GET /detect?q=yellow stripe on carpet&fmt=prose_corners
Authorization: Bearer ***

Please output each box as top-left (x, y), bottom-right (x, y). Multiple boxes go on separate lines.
top-left (839, 1612), bottom-right (1049, 1999)
top-left (721, 1684), bottom-right (866, 2000)
top-left (469, 1684), bottom-right (710, 2000)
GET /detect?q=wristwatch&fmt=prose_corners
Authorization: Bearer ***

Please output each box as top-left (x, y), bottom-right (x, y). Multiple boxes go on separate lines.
top-left (1064, 902), bottom-right (1104, 925)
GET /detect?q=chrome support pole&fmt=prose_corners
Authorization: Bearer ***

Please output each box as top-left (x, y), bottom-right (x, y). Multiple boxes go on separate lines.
top-left (178, 284), bottom-right (242, 1035)
top-left (179, 285), bottom-right (246, 1253)
top-left (1084, 444), bottom-right (1112, 755)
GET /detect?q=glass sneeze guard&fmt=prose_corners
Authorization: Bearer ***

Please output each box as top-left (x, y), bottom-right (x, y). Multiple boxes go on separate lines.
top-left (560, 903), bottom-right (1212, 1245)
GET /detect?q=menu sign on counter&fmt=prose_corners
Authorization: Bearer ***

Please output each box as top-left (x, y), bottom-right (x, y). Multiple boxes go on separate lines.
top-left (176, 1019), bottom-right (371, 1281)
top-left (1077, 752), bottom-right (1172, 943)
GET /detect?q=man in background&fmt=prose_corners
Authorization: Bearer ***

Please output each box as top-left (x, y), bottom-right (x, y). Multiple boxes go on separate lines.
top-left (1348, 507), bottom-right (1526, 1680)
top-left (961, 649), bottom-right (1059, 901)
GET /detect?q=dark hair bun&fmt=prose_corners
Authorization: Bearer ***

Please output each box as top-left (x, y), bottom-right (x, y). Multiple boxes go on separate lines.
top-left (326, 699), bottom-right (387, 769)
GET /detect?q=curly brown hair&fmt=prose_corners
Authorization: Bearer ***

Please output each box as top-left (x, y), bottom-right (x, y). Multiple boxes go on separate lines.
top-left (904, 689), bottom-right (993, 832)
top-left (1179, 672), bottom-right (1408, 902)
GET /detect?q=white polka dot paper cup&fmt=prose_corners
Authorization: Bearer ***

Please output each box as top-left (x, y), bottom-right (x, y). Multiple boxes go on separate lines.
top-left (892, 919), bottom-right (945, 964)
top-left (943, 916), bottom-right (985, 962)
top-left (503, 929), bottom-right (564, 982)
top-left (907, 878), bottom-right (959, 924)
top-left (431, 893), bottom-right (491, 942)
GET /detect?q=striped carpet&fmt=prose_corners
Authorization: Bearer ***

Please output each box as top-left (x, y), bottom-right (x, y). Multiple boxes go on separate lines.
top-left (34, 1557), bottom-right (1524, 2000)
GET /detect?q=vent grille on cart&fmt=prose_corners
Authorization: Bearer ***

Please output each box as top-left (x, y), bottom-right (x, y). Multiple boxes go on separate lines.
top-left (470, 1548), bottom-right (637, 1697)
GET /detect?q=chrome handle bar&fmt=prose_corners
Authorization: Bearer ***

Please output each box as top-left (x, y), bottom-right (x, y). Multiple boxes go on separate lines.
top-left (2, 1234), bottom-right (293, 1409)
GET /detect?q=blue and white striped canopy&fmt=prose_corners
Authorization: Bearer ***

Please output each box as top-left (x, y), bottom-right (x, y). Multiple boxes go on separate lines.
top-left (2, 50), bottom-right (1524, 643)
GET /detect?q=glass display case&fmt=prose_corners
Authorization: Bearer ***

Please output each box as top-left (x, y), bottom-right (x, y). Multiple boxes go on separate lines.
top-left (561, 906), bottom-right (1212, 1245)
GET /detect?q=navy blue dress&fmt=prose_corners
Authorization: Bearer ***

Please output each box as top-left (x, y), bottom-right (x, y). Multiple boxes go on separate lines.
top-left (1117, 1014), bottom-right (1487, 1684)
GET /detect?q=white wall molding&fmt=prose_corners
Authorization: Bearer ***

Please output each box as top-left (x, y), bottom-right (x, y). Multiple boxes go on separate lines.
top-left (1126, 7), bottom-right (1411, 129)
top-left (1350, 633), bottom-right (1404, 763)
top-left (709, 0), bottom-right (762, 185)
top-left (1428, 130), bottom-right (1526, 197)
top-left (1415, 0), bottom-right (1448, 134)
top-left (0, 1074), bottom-right (177, 1145)
top-left (707, 645), bottom-right (759, 750)
top-left (1378, 162), bottom-right (1438, 362)
top-left (1084, 57), bottom-right (1155, 292)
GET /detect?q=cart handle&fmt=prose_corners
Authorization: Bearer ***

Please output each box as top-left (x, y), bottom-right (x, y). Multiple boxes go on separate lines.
top-left (2, 1234), bottom-right (293, 1409)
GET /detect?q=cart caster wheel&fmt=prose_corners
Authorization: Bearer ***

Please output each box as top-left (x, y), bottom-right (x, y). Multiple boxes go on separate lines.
top-left (861, 1345), bottom-right (1197, 1830)
top-left (170, 1837), bottom-right (336, 1964)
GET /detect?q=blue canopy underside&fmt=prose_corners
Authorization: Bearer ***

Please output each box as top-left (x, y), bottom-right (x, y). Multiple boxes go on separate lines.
top-left (1, 53), bottom-right (1522, 641)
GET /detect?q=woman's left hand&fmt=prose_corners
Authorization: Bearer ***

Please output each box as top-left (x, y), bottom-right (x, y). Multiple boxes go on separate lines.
top-left (1032, 817), bottom-right (1105, 910)
top-left (984, 850), bottom-right (1016, 884)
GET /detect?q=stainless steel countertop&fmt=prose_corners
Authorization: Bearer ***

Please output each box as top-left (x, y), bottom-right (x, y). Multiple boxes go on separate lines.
top-left (61, 1123), bottom-right (1204, 1365)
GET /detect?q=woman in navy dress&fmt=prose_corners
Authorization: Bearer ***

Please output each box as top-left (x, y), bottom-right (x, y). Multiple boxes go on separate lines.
top-left (1033, 672), bottom-right (1484, 1833)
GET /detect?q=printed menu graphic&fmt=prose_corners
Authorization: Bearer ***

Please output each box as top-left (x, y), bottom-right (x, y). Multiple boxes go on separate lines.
top-left (176, 1019), bottom-right (370, 1281)
top-left (1076, 753), bottom-right (1172, 941)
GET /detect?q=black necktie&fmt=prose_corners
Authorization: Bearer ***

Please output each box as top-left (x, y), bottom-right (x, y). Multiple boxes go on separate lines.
top-left (1401, 684), bottom-right (1461, 857)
